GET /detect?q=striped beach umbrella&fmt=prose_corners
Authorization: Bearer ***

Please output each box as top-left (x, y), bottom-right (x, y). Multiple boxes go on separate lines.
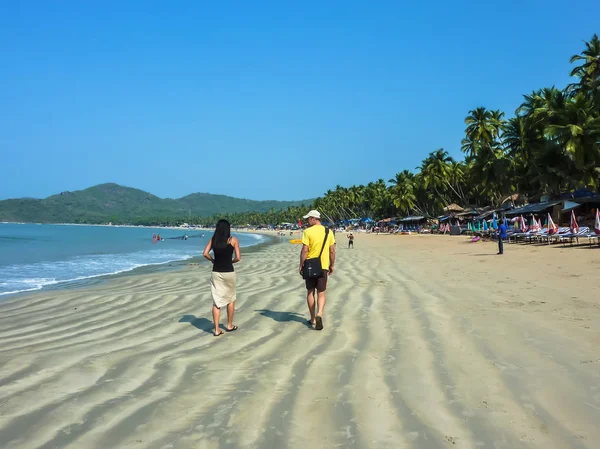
top-left (547, 213), bottom-right (558, 235)
top-left (520, 215), bottom-right (528, 232)
top-left (595, 209), bottom-right (600, 235)
top-left (570, 210), bottom-right (579, 234)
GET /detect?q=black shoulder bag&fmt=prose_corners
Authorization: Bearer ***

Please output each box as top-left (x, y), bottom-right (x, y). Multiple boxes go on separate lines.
top-left (302, 228), bottom-right (330, 279)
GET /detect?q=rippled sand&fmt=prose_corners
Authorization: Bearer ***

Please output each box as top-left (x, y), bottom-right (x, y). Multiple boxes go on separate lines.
top-left (1, 233), bottom-right (599, 449)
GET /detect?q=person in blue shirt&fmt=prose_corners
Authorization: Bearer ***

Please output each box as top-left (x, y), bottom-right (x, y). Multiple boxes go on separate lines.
top-left (497, 219), bottom-right (508, 254)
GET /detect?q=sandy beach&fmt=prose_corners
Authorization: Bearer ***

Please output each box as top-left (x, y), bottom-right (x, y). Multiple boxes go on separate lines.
top-left (0, 233), bottom-right (599, 449)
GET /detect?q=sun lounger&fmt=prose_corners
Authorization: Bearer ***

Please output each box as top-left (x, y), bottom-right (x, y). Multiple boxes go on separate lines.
top-left (558, 227), bottom-right (590, 246)
top-left (585, 232), bottom-right (600, 246)
top-left (526, 228), bottom-right (549, 244)
top-left (543, 227), bottom-right (571, 244)
top-left (512, 230), bottom-right (538, 243)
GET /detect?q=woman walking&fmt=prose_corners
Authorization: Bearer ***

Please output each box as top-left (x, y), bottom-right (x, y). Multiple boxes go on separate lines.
top-left (203, 220), bottom-right (241, 336)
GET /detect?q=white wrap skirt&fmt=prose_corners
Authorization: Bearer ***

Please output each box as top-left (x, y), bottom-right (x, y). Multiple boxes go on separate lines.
top-left (210, 271), bottom-right (237, 308)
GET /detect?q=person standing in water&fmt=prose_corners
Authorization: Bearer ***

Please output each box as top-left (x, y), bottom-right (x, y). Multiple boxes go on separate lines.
top-left (203, 219), bottom-right (241, 336)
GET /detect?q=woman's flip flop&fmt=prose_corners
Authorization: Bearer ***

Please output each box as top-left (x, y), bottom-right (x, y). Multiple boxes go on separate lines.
top-left (226, 325), bottom-right (238, 332)
top-left (214, 330), bottom-right (224, 336)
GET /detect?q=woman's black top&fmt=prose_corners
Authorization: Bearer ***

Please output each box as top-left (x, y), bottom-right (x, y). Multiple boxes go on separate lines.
top-left (212, 241), bottom-right (234, 273)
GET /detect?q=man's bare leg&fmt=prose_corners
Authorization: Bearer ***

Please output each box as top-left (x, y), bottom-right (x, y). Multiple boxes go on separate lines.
top-left (316, 291), bottom-right (327, 317)
top-left (314, 291), bottom-right (327, 330)
top-left (306, 289), bottom-right (316, 325)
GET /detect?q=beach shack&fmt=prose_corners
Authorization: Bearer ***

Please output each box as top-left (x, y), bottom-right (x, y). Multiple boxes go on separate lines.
top-left (561, 189), bottom-right (600, 227)
top-left (397, 215), bottom-right (427, 233)
top-left (504, 200), bottom-right (562, 228)
top-left (375, 217), bottom-right (398, 233)
top-left (439, 203), bottom-right (466, 234)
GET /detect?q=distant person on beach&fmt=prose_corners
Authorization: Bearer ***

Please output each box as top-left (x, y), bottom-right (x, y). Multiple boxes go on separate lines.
top-left (497, 219), bottom-right (507, 255)
top-left (203, 219), bottom-right (241, 336)
top-left (299, 210), bottom-right (336, 330)
top-left (347, 232), bottom-right (354, 248)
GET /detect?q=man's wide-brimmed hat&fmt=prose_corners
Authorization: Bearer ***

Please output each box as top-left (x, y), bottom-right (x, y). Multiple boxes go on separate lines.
top-left (303, 210), bottom-right (321, 219)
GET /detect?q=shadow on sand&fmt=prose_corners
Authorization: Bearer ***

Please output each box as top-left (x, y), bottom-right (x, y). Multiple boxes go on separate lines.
top-left (178, 315), bottom-right (217, 334)
top-left (255, 309), bottom-right (312, 328)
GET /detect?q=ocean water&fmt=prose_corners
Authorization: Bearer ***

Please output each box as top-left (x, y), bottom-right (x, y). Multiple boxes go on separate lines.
top-left (0, 223), bottom-right (267, 297)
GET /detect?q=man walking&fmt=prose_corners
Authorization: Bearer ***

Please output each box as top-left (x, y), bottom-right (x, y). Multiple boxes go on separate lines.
top-left (347, 232), bottom-right (354, 249)
top-left (299, 210), bottom-right (336, 330)
top-left (497, 219), bottom-right (507, 255)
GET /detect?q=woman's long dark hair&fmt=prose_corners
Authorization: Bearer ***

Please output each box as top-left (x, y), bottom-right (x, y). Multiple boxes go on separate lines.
top-left (212, 219), bottom-right (231, 249)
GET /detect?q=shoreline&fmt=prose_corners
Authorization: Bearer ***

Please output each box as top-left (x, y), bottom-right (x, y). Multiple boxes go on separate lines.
top-left (0, 229), bottom-right (281, 301)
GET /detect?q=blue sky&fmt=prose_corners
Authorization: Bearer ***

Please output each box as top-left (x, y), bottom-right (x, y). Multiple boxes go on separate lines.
top-left (1, 1), bottom-right (598, 201)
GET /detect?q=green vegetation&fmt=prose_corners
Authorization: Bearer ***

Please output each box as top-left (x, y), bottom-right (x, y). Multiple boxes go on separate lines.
top-left (310, 34), bottom-right (600, 223)
top-left (0, 183), bottom-right (313, 226)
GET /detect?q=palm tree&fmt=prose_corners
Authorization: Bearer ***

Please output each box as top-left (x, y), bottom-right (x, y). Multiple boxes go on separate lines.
top-left (545, 92), bottom-right (600, 177)
top-left (388, 170), bottom-right (417, 215)
top-left (568, 34), bottom-right (600, 106)
top-left (462, 107), bottom-right (495, 156)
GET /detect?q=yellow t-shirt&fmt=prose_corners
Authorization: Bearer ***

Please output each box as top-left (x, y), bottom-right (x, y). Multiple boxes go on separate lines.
top-left (302, 225), bottom-right (336, 270)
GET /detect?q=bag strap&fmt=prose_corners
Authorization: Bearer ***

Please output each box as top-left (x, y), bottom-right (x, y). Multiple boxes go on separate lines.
top-left (318, 228), bottom-right (330, 259)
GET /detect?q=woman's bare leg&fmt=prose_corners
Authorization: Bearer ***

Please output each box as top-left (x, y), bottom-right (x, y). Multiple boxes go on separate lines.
top-left (226, 301), bottom-right (235, 330)
top-left (212, 304), bottom-right (221, 334)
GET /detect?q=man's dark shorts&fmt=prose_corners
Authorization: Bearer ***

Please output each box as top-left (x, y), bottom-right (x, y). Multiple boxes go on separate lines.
top-left (305, 272), bottom-right (328, 292)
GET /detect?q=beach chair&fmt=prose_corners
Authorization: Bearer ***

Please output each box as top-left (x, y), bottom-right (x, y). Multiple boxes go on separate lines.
top-left (558, 227), bottom-right (590, 246)
top-left (513, 229), bottom-right (537, 244)
top-left (526, 228), bottom-right (548, 244)
top-left (542, 227), bottom-right (570, 244)
top-left (584, 231), bottom-right (600, 246)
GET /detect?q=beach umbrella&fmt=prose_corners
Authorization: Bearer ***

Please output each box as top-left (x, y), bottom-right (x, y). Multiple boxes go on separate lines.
top-left (547, 213), bottom-right (558, 235)
top-left (468, 222), bottom-right (472, 231)
top-left (570, 210), bottom-right (579, 234)
top-left (482, 220), bottom-right (489, 231)
top-left (530, 216), bottom-right (540, 232)
top-left (520, 215), bottom-right (528, 232)
top-left (595, 209), bottom-right (600, 235)
top-left (492, 212), bottom-right (498, 230)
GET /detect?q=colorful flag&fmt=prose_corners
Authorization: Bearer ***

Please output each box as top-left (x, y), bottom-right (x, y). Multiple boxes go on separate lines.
top-left (570, 210), bottom-right (579, 234)
top-left (547, 213), bottom-right (558, 235)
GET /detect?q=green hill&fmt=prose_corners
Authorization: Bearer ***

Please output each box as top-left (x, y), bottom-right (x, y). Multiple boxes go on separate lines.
top-left (0, 183), bottom-right (313, 224)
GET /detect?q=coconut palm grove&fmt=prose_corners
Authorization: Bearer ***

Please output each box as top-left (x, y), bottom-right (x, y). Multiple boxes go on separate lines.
top-left (201, 35), bottom-right (600, 227)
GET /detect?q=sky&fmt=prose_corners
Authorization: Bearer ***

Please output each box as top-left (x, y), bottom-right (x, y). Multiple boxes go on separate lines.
top-left (1, 1), bottom-right (598, 201)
